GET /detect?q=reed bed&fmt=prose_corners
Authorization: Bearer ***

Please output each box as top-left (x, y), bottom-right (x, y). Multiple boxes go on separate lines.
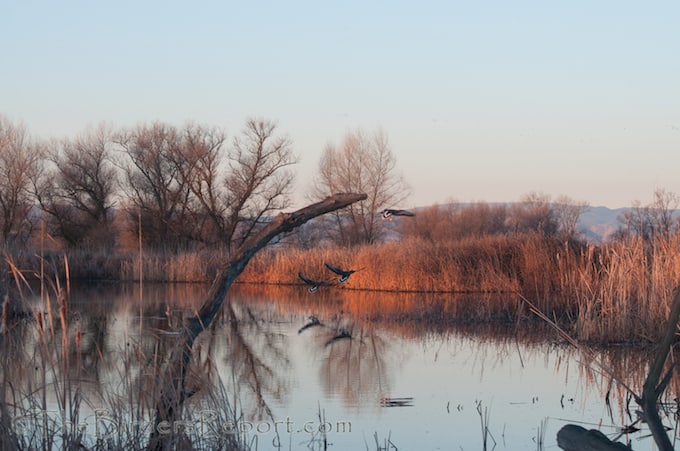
top-left (118, 251), bottom-right (217, 283)
top-left (7, 228), bottom-right (680, 344)
top-left (240, 233), bottom-right (680, 343)
top-left (241, 235), bottom-right (529, 293)
top-left (0, 258), bottom-right (248, 450)
top-left (565, 236), bottom-right (680, 343)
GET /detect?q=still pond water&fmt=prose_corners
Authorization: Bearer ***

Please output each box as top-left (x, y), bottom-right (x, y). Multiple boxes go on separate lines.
top-left (10, 282), bottom-right (680, 450)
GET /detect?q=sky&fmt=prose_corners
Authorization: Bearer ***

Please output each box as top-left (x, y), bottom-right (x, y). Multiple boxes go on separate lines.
top-left (2, 1), bottom-right (679, 209)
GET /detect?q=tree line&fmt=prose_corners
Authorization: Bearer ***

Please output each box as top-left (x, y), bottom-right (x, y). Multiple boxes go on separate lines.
top-left (2, 113), bottom-right (678, 258)
top-left (393, 189), bottom-right (680, 247)
top-left (0, 115), bottom-right (412, 254)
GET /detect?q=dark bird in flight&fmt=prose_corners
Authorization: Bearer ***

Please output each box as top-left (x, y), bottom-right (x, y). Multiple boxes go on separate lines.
top-left (381, 209), bottom-right (415, 220)
top-left (298, 315), bottom-right (322, 334)
top-left (324, 327), bottom-right (352, 346)
top-left (324, 262), bottom-right (363, 283)
top-left (298, 272), bottom-right (332, 293)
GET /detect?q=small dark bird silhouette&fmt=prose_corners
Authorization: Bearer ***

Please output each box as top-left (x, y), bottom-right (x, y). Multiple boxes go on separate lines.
top-left (325, 327), bottom-right (352, 347)
top-left (324, 262), bottom-right (363, 283)
top-left (381, 209), bottom-right (415, 220)
top-left (298, 315), bottom-right (322, 334)
top-left (298, 272), bottom-right (332, 292)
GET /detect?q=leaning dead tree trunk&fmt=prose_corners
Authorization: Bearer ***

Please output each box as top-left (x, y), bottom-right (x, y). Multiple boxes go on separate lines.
top-left (636, 286), bottom-right (680, 451)
top-left (147, 193), bottom-right (367, 450)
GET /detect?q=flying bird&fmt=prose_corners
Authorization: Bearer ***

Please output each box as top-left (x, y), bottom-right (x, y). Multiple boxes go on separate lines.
top-left (324, 262), bottom-right (363, 283)
top-left (298, 272), bottom-right (332, 293)
top-left (298, 315), bottom-right (323, 334)
top-left (381, 209), bottom-right (415, 220)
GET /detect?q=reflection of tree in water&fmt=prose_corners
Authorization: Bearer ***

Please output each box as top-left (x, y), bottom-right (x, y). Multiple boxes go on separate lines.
top-left (316, 323), bottom-right (392, 407)
top-left (229, 285), bottom-right (395, 407)
top-left (0, 319), bottom-right (34, 387)
top-left (7, 279), bottom-right (680, 449)
top-left (205, 300), bottom-right (292, 421)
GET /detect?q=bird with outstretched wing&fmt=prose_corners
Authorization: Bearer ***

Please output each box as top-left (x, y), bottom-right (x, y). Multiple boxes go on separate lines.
top-left (381, 209), bottom-right (415, 220)
top-left (324, 262), bottom-right (364, 283)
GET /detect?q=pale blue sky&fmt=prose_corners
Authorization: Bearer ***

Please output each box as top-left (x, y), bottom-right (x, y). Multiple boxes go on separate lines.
top-left (2, 1), bottom-right (678, 208)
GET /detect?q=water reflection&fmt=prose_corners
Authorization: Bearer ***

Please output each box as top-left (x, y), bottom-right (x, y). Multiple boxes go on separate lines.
top-left (2, 282), bottom-right (678, 449)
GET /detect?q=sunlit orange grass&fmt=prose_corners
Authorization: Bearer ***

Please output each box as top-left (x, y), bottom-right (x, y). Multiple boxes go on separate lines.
top-left (240, 246), bottom-right (342, 285)
top-left (514, 236), bottom-right (576, 314)
top-left (237, 232), bottom-right (680, 343)
top-left (570, 235), bottom-right (680, 343)
top-left (240, 236), bottom-right (531, 293)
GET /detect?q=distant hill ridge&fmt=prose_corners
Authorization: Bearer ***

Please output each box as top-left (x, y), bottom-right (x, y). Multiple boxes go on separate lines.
top-left (576, 206), bottom-right (629, 242)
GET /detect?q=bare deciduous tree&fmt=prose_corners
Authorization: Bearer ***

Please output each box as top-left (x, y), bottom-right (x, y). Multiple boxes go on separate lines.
top-left (116, 119), bottom-right (296, 252)
top-left (649, 188), bottom-right (678, 240)
top-left (223, 118), bottom-right (297, 250)
top-left (553, 195), bottom-right (590, 240)
top-left (0, 116), bottom-right (43, 247)
top-left (618, 200), bottom-right (652, 241)
top-left (617, 188), bottom-right (679, 242)
top-left (452, 202), bottom-right (509, 238)
top-left (171, 123), bottom-right (227, 245)
top-left (401, 203), bottom-right (456, 242)
top-left (402, 201), bottom-right (511, 242)
top-left (173, 119), bottom-right (297, 251)
top-left (507, 192), bottom-right (558, 236)
top-left (35, 124), bottom-right (118, 249)
top-left (313, 128), bottom-right (410, 245)
top-left (115, 122), bottom-right (193, 250)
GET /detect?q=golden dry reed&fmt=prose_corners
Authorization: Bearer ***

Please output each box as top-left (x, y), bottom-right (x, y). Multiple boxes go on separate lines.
top-left (29, 229), bottom-right (680, 343)
top-left (240, 233), bottom-right (680, 343)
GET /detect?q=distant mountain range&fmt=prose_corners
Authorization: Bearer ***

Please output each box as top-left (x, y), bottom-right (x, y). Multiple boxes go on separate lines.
top-left (577, 206), bottom-right (628, 242)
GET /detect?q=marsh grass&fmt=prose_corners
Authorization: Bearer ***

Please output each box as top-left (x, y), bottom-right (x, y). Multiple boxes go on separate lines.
top-left (535, 417), bottom-right (548, 451)
top-left (371, 431), bottom-right (397, 451)
top-left (0, 256), bottom-right (89, 450)
top-left (476, 400), bottom-right (496, 451)
top-left (241, 234), bottom-right (571, 296)
top-left (9, 229), bottom-right (680, 344)
top-left (566, 236), bottom-right (680, 343)
top-left (240, 233), bottom-right (680, 343)
top-left (0, 256), bottom-right (249, 450)
top-left (119, 251), bottom-right (218, 283)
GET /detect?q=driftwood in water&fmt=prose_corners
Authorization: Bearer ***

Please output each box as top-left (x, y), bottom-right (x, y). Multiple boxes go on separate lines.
top-left (557, 425), bottom-right (631, 451)
top-left (557, 286), bottom-right (680, 451)
top-left (147, 193), bottom-right (367, 450)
